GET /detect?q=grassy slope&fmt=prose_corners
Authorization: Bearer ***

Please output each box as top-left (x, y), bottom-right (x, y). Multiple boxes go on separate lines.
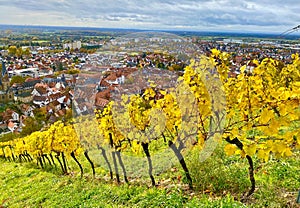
top-left (0, 148), bottom-right (299, 208)
top-left (0, 161), bottom-right (244, 208)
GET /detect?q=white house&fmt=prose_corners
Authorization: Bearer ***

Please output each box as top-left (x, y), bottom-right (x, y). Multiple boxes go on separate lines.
top-left (33, 96), bottom-right (50, 107)
top-left (7, 121), bottom-right (18, 132)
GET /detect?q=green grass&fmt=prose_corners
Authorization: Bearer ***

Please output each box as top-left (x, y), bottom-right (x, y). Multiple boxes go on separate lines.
top-left (0, 145), bottom-right (299, 208)
top-left (186, 146), bottom-right (300, 207)
top-left (0, 160), bottom-right (244, 208)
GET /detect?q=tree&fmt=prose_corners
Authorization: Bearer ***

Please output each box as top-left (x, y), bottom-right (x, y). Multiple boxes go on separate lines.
top-left (21, 117), bottom-right (43, 137)
top-left (8, 46), bottom-right (17, 56)
top-left (23, 48), bottom-right (31, 57)
top-left (57, 62), bottom-right (65, 71)
top-left (157, 62), bottom-right (165, 69)
top-left (169, 64), bottom-right (184, 71)
top-left (16, 47), bottom-right (23, 58)
top-left (96, 103), bottom-right (129, 183)
top-left (183, 49), bottom-right (300, 196)
top-left (33, 107), bottom-right (48, 125)
top-left (10, 75), bottom-right (26, 86)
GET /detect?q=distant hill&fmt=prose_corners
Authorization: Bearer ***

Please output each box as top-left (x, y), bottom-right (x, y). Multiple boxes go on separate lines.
top-left (0, 24), bottom-right (300, 40)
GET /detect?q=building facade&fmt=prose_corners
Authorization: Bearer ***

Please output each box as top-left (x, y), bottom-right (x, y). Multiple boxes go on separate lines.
top-left (0, 62), bottom-right (14, 103)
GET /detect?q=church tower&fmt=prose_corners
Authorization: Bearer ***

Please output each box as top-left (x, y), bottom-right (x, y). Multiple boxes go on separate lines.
top-left (0, 61), bottom-right (13, 103)
top-left (0, 61), bottom-right (9, 91)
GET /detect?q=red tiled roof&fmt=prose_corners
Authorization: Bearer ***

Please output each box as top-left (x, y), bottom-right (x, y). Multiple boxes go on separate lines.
top-left (105, 73), bottom-right (118, 81)
top-left (2, 109), bottom-right (15, 121)
top-left (48, 82), bottom-right (56, 88)
top-left (7, 121), bottom-right (15, 129)
top-left (95, 89), bottom-right (110, 100)
top-left (57, 109), bottom-right (66, 116)
top-left (34, 83), bottom-right (48, 95)
top-left (100, 79), bottom-right (110, 87)
top-left (49, 92), bottom-right (63, 100)
top-left (25, 77), bottom-right (41, 82)
top-left (95, 97), bottom-right (109, 108)
top-left (33, 95), bottom-right (48, 102)
top-left (63, 96), bottom-right (69, 103)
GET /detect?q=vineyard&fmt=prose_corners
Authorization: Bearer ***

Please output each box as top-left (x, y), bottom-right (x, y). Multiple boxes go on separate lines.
top-left (1, 50), bottom-right (300, 206)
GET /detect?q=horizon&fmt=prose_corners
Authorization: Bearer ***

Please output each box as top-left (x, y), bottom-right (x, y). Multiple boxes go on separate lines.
top-left (1, 23), bottom-right (300, 38)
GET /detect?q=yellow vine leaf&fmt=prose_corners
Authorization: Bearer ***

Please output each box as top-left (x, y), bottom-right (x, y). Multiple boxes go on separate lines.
top-left (224, 144), bottom-right (237, 156)
top-left (268, 119), bottom-right (280, 135)
top-left (244, 144), bottom-right (257, 156)
top-left (257, 149), bottom-right (270, 162)
top-left (259, 108), bottom-right (274, 124)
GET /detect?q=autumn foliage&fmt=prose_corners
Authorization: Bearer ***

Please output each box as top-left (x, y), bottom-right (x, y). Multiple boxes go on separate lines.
top-left (1, 50), bottom-right (299, 196)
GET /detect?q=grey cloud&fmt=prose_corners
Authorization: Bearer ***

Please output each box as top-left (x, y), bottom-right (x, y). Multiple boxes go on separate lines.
top-left (1, 0), bottom-right (300, 32)
top-left (0, 0), bottom-right (72, 11)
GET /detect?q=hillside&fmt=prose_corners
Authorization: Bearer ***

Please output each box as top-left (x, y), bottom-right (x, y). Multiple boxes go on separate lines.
top-left (0, 148), bottom-right (299, 208)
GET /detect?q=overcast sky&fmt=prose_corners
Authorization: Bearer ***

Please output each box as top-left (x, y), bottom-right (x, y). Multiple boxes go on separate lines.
top-left (0, 0), bottom-right (300, 33)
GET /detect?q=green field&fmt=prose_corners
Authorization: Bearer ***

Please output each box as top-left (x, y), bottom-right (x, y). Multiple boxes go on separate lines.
top-left (0, 146), bottom-right (299, 208)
